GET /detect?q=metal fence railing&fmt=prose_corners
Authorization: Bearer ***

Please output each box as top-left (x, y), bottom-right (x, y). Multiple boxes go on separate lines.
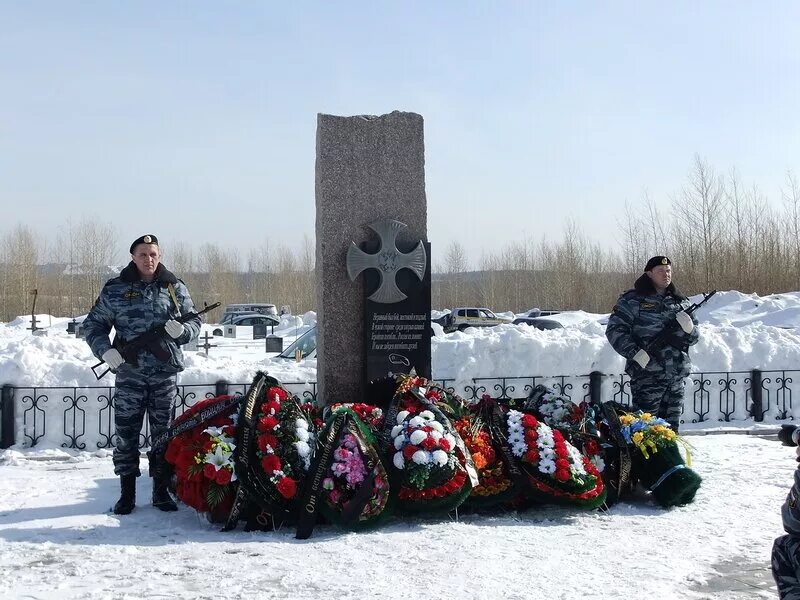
top-left (0, 369), bottom-right (794, 450)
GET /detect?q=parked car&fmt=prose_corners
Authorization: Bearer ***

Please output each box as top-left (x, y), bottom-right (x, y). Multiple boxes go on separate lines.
top-left (523, 308), bottom-right (562, 318)
top-left (512, 316), bottom-right (564, 330)
top-left (229, 314), bottom-right (280, 327)
top-left (212, 312), bottom-right (280, 336)
top-left (441, 307), bottom-right (512, 333)
top-left (220, 311), bottom-right (280, 326)
top-left (276, 326), bottom-right (317, 360)
top-left (221, 303), bottom-right (278, 320)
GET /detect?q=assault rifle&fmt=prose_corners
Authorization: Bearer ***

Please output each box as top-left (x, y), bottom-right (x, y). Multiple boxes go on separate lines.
top-left (641, 290), bottom-right (716, 358)
top-left (91, 301), bottom-right (221, 380)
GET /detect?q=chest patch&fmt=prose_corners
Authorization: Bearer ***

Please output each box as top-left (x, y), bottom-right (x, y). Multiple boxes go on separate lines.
top-left (639, 301), bottom-right (657, 310)
top-left (123, 290), bottom-right (142, 300)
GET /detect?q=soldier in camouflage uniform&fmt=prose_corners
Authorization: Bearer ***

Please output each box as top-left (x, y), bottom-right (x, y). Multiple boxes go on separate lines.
top-left (84, 234), bottom-right (201, 515)
top-left (773, 440), bottom-right (800, 599)
top-left (605, 256), bottom-right (699, 431)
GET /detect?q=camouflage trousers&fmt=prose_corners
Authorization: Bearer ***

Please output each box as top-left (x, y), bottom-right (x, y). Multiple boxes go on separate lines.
top-left (773, 535), bottom-right (800, 599)
top-left (112, 371), bottom-right (177, 477)
top-left (630, 371), bottom-right (685, 432)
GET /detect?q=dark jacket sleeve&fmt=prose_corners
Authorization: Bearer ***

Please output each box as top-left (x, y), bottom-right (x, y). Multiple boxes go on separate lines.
top-left (82, 283), bottom-right (115, 359)
top-left (605, 293), bottom-right (639, 360)
top-left (783, 467), bottom-right (800, 537)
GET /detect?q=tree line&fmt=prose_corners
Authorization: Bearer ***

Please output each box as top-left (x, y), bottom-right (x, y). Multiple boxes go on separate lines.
top-left (0, 223), bottom-right (316, 323)
top-left (436, 156), bottom-right (800, 313)
top-left (1, 156), bottom-right (798, 322)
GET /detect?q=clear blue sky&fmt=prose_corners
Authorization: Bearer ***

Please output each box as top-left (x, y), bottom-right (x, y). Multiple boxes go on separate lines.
top-left (1, 1), bottom-right (798, 266)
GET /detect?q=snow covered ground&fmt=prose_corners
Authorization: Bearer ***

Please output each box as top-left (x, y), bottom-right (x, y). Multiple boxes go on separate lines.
top-left (0, 435), bottom-right (789, 599)
top-left (2, 289), bottom-right (800, 598)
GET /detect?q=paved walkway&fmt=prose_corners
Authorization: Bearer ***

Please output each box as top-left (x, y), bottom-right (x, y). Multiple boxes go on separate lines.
top-left (690, 558), bottom-right (777, 598)
top-left (689, 432), bottom-right (781, 598)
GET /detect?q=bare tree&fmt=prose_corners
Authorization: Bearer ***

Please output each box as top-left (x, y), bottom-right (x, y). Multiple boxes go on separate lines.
top-left (783, 171), bottom-right (800, 288)
top-left (75, 219), bottom-right (117, 309)
top-left (443, 241), bottom-right (468, 307)
top-left (2, 225), bottom-right (40, 320)
top-left (168, 241), bottom-right (195, 276)
top-left (643, 191), bottom-right (669, 255)
top-left (618, 199), bottom-right (650, 276)
top-left (725, 169), bottom-right (748, 290)
top-left (195, 243), bottom-right (241, 320)
top-left (295, 234), bottom-right (316, 312)
top-left (671, 155), bottom-right (727, 289)
top-left (42, 227), bottom-right (69, 318)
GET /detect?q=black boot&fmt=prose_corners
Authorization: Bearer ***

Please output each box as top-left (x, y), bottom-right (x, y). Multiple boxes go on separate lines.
top-left (152, 476), bottom-right (178, 512)
top-left (113, 474), bottom-right (136, 515)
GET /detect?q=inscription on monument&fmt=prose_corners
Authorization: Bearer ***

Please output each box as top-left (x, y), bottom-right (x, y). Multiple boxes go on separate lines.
top-left (369, 312), bottom-right (426, 352)
top-left (358, 229), bottom-right (431, 384)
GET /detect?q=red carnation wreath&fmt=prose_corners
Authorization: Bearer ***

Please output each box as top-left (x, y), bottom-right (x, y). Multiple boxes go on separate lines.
top-left (165, 395), bottom-right (239, 521)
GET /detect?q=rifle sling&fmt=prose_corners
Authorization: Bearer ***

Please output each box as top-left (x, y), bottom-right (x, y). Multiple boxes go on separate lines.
top-left (166, 283), bottom-right (181, 316)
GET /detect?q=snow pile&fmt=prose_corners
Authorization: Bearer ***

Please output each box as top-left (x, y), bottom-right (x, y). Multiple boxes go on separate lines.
top-left (2, 290), bottom-right (800, 391)
top-left (3, 289), bottom-right (800, 448)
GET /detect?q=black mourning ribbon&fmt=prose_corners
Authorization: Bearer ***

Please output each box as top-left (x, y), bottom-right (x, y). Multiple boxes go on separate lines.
top-left (601, 402), bottom-right (633, 500)
top-left (483, 398), bottom-right (525, 491)
top-left (150, 395), bottom-right (243, 454)
top-left (295, 412), bottom-right (349, 540)
top-left (221, 372), bottom-right (270, 531)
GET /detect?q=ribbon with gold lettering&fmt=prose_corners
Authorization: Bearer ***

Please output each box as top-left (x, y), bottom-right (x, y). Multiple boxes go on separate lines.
top-left (295, 412), bottom-right (349, 540)
top-left (222, 371), bottom-right (272, 531)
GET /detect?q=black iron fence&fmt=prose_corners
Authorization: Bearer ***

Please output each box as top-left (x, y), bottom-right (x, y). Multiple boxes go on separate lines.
top-left (0, 369), bottom-right (794, 451)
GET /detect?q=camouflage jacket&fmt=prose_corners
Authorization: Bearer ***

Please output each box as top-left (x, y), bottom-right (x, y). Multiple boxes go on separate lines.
top-left (83, 262), bottom-right (201, 376)
top-left (605, 274), bottom-right (699, 378)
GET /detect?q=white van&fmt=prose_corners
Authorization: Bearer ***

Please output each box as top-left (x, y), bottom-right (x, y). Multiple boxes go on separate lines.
top-left (221, 303), bottom-right (278, 320)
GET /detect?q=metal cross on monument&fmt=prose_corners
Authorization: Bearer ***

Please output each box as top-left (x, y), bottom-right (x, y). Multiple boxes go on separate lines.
top-left (346, 217), bottom-right (431, 385)
top-left (346, 219), bottom-right (427, 303)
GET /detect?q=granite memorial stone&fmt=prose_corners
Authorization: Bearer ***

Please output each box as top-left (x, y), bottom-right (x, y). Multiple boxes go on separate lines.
top-left (316, 111), bottom-right (428, 405)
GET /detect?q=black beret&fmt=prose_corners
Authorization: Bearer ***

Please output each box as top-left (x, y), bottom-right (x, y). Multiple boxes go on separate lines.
top-left (130, 234), bottom-right (159, 254)
top-left (644, 255), bottom-right (671, 271)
